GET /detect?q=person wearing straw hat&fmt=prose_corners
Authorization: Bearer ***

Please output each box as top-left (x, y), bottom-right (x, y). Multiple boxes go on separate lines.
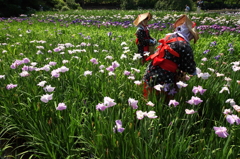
top-left (143, 14), bottom-right (199, 101)
top-left (133, 12), bottom-right (157, 65)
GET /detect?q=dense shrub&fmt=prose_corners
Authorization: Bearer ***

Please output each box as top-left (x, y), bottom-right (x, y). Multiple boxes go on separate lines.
top-left (61, 5), bottom-right (70, 11)
top-left (120, 0), bottom-right (136, 10)
top-left (155, 0), bottom-right (195, 11)
top-left (66, 0), bottom-right (81, 9)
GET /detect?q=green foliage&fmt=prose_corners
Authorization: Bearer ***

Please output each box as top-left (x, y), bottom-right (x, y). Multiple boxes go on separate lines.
top-left (0, 3), bottom-right (23, 17)
top-left (0, 0), bottom-right (239, 17)
top-left (66, 0), bottom-right (81, 9)
top-left (120, 0), bottom-right (137, 10)
top-left (61, 5), bottom-right (71, 11)
top-left (155, 0), bottom-right (195, 11)
top-left (0, 9), bottom-right (240, 158)
top-left (52, 0), bottom-right (68, 10)
top-left (135, 0), bottom-right (156, 9)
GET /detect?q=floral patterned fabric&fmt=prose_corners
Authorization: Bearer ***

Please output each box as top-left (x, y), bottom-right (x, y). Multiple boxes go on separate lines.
top-left (143, 33), bottom-right (196, 88)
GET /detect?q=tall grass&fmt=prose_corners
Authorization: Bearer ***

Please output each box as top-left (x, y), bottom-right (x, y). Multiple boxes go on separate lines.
top-left (0, 10), bottom-right (240, 158)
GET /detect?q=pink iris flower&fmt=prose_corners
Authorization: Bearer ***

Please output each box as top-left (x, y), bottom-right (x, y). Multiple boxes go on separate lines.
top-left (22, 58), bottom-right (30, 63)
top-left (113, 120), bottom-right (125, 133)
top-left (213, 126), bottom-right (229, 138)
top-left (176, 81), bottom-right (188, 89)
top-left (131, 68), bottom-right (140, 73)
top-left (233, 105), bottom-right (240, 112)
top-left (19, 71), bottom-right (30, 77)
top-left (62, 60), bottom-right (69, 64)
top-left (185, 75), bottom-right (191, 81)
top-left (185, 109), bottom-right (197, 114)
top-left (10, 60), bottom-right (23, 69)
top-left (112, 61), bottom-right (120, 68)
top-left (44, 85), bottom-right (55, 92)
top-left (103, 97), bottom-right (116, 107)
top-left (146, 111), bottom-right (158, 118)
top-left (105, 56), bottom-right (113, 60)
top-left (49, 62), bottom-right (57, 66)
top-left (134, 81), bottom-right (142, 85)
top-left (136, 110), bottom-right (157, 119)
top-left (198, 72), bottom-right (211, 79)
top-left (96, 103), bottom-right (108, 111)
top-left (225, 98), bottom-right (235, 106)
top-left (192, 85), bottom-right (207, 95)
top-left (219, 86), bottom-right (230, 94)
top-left (106, 66), bottom-right (115, 72)
top-left (58, 66), bottom-right (69, 73)
top-left (154, 84), bottom-right (164, 91)
top-left (56, 103), bottom-right (67, 110)
top-left (128, 98), bottom-right (138, 109)
top-left (124, 70), bottom-right (131, 76)
top-left (128, 76), bottom-right (135, 80)
top-left (168, 100), bottom-right (179, 107)
top-left (40, 94), bottom-right (53, 103)
top-left (187, 96), bottom-right (203, 105)
top-left (6, 84), bottom-right (18, 90)
top-left (226, 114), bottom-right (240, 125)
top-left (84, 71), bottom-right (92, 76)
top-left (90, 58), bottom-right (98, 64)
top-left (136, 110), bottom-right (147, 120)
top-left (51, 70), bottom-right (60, 78)
top-left (223, 109), bottom-right (233, 115)
top-left (53, 48), bottom-right (61, 52)
top-left (37, 81), bottom-right (47, 87)
top-left (146, 101), bottom-right (155, 107)
top-left (0, 75), bottom-right (5, 79)
top-left (99, 65), bottom-right (105, 69)
top-left (22, 65), bottom-right (29, 71)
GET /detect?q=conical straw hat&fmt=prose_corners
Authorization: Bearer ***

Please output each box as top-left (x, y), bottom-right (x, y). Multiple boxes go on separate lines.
top-left (173, 14), bottom-right (199, 43)
top-left (133, 12), bottom-right (152, 26)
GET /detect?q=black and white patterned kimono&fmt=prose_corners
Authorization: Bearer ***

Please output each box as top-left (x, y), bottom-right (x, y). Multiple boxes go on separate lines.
top-left (135, 25), bottom-right (154, 57)
top-left (143, 33), bottom-right (196, 94)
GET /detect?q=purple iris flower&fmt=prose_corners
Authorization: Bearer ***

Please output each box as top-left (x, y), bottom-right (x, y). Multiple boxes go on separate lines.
top-left (168, 88), bottom-right (177, 96)
top-left (228, 48), bottom-right (234, 54)
top-left (203, 49), bottom-right (210, 54)
top-left (214, 55), bottom-right (221, 60)
top-left (210, 41), bottom-right (217, 47)
top-left (107, 32), bottom-right (112, 36)
top-left (113, 120), bottom-right (125, 133)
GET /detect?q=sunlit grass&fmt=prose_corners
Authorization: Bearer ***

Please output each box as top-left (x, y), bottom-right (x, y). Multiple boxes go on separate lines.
top-left (0, 9), bottom-right (240, 158)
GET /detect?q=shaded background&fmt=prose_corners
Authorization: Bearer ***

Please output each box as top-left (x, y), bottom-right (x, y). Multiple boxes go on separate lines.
top-left (0, 0), bottom-right (239, 17)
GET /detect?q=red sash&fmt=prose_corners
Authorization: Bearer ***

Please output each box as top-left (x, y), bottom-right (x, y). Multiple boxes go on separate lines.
top-left (146, 35), bottom-right (185, 72)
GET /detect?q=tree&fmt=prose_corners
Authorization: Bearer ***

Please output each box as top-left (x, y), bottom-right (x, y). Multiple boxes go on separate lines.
top-left (155, 0), bottom-right (194, 11)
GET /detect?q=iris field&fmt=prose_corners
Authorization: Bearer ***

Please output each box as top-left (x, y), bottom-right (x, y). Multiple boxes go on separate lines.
top-left (0, 10), bottom-right (240, 159)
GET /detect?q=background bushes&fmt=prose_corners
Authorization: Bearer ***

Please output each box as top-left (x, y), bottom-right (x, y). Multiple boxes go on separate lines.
top-left (0, 0), bottom-right (239, 17)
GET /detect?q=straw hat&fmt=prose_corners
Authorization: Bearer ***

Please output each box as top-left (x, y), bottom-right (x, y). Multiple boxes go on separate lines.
top-left (173, 14), bottom-right (199, 43)
top-left (133, 12), bottom-right (152, 26)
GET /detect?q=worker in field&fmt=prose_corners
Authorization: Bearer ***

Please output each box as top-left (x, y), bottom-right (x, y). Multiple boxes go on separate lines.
top-left (133, 12), bottom-right (157, 65)
top-left (143, 14), bottom-right (199, 102)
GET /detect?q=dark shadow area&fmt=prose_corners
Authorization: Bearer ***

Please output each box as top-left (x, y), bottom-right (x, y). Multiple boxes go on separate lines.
top-left (82, 3), bottom-right (120, 10)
